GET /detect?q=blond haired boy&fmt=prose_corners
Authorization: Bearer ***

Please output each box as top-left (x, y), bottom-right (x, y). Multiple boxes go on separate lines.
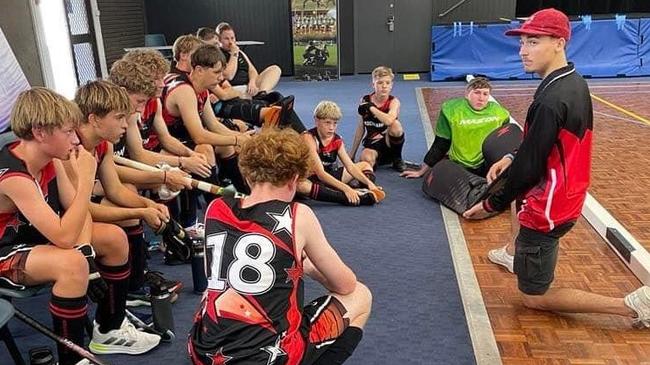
top-left (350, 66), bottom-right (407, 172)
top-left (298, 101), bottom-right (384, 206)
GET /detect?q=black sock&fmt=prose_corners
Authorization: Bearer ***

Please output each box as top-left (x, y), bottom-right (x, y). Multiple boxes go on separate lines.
top-left (313, 327), bottom-right (363, 365)
top-left (389, 133), bottom-right (405, 161)
top-left (218, 154), bottom-right (250, 194)
top-left (286, 110), bottom-right (307, 133)
top-left (203, 166), bottom-right (221, 205)
top-left (50, 295), bottom-right (87, 365)
top-left (310, 183), bottom-right (350, 205)
top-left (362, 169), bottom-right (376, 184)
top-left (125, 224), bottom-right (147, 292)
top-left (176, 189), bottom-right (198, 228)
top-left (219, 99), bottom-right (264, 127)
top-left (95, 262), bottom-right (130, 333)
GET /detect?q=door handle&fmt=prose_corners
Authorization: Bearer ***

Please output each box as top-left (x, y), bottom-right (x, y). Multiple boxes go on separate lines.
top-left (387, 15), bottom-right (395, 32)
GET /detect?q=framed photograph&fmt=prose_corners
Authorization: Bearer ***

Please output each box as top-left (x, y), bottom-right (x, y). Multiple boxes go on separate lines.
top-left (291, 0), bottom-right (339, 81)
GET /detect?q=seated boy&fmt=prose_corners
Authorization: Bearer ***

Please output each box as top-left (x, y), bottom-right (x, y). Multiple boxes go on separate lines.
top-left (0, 88), bottom-right (159, 364)
top-left (401, 77), bottom-right (511, 179)
top-left (350, 66), bottom-right (406, 172)
top-left (188, 128), bottom-right (372, 364)
top-left (297, 101), bottom-right (385, 206)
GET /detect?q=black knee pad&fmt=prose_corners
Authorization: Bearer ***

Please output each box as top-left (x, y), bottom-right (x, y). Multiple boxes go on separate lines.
top-left (482, 123), bottom-right (522, 168)
top-left (422, 159), bottom-right (488, 214)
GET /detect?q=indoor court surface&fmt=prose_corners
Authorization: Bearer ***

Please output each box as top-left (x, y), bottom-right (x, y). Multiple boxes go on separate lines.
top-left (3, 75), bottom-right (650, 365)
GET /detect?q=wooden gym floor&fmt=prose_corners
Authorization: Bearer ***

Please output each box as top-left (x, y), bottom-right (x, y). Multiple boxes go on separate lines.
top-left (422, 81), bottom-right (650, 365)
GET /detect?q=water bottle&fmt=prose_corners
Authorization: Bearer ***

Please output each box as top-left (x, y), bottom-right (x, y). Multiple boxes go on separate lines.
top-left (29, 347), bottom-right (55, 365)
top-left (150, 284), bottom-right (175, 335)
top-left (191, 238), bottom-right (207, 294)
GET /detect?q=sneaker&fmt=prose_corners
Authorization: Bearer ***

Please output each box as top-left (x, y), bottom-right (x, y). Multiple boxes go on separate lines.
top-left (392, 159), bottom-right (407, 172)
top-left (625, 286), bottom-right (650, 328)
top-left (144, 270), bottom-right (183, 295)
top-left (261, 96), bottom-right (294, 128)
top-left (89, 319), bottom-right (160, 355)
top-left (487, 246), bottom-right (514, 273)
top-left (126, 289), bottom-right (151, 307)
top-left (369, 188), bottom-right (386, 203)
top-left (356, 189), bottom-right (385, 206)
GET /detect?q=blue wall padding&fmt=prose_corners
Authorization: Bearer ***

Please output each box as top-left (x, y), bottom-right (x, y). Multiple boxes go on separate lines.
top-left (631, 18), bottom-right (650, 76)
top-left (431, 18), bottom-right (648, 81)
top-left (567, 19), bottom-right (639, 77)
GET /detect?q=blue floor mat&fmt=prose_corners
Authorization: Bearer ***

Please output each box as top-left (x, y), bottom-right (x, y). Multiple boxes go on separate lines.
top-left (0, 76), bottom-right (475, 365)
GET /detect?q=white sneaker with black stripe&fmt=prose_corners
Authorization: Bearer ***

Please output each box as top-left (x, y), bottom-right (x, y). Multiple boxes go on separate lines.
top-left (89, 318), bottom-right (160, 355)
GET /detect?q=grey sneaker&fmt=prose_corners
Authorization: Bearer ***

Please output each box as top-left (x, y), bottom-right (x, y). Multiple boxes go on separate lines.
top-left (624, 286), bottom-right (650, 328)
top-left (487, 246), bottom-right (514, 273)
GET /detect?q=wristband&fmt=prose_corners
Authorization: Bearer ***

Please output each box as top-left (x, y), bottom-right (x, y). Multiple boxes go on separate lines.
top-left (504, 153), bottom-right (515, 161)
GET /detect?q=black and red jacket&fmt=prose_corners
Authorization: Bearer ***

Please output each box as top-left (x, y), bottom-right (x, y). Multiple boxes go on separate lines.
top-left (485, 63), bottom-right (593, 232)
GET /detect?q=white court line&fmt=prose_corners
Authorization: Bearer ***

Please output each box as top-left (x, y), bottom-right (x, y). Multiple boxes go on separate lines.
top-left (595, 110), bottom-right (648, 126)
top-left (493, 90), bottom-right (650, 98)
top-left (416, 87), bottom-right (502, 365)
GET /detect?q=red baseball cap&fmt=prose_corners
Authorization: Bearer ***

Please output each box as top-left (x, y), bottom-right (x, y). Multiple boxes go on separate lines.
top-left (505, 8), bottom-right (571, 41)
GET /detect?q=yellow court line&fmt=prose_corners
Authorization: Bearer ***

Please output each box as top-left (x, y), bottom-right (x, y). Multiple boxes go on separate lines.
top-left (590, 93), bottom-right (650, 126)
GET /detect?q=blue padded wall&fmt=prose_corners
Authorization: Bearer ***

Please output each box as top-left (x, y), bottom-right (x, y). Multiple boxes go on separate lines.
top-left (431, 18), bottom-right (648, 81)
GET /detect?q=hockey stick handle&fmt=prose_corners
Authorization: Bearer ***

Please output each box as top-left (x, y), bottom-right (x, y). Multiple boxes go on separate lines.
top-left (113, 155), bottom-right (231, 196)
top-left (13, 308), bottom-right (109, 365)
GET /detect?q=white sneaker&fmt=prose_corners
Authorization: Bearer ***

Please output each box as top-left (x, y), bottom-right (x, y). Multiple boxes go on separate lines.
top-left (89, 318), bottom-right (160, 355)
top-left (624, 286), bottom-right (650, 328)
top-left (488, 246), bottom-right (514, 273)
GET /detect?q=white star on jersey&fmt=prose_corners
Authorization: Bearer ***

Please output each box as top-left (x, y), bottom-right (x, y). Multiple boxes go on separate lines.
top-left (260, 335), bottom-right (286, 365)
top-left (267, 206), bottom-right (292, 236)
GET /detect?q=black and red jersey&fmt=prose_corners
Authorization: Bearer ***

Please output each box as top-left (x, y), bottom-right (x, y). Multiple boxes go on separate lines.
top-left (306, 127), bottom-right (342, 175)
top-left (115, 97), bottom-right (160, 155)
top-left (94, 140), bottom-right (109, 181)
top-left (0, 141), bottom-right (62, 248)
top-left (140, 98), bottom-right (160, 151)
top-left (190, 196), bottom-right (309, 364)
top-left (360, 93), bottom-right (394, 144)
top-left (161, 72), bottom-right (209, 145)
top-left (486, 63), bottom-right (593, 232)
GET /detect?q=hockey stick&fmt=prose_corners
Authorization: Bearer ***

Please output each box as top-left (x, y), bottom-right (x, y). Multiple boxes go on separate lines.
top-left (113, 155), bottom-right (245, 197)
top-left (13, 308), bottom-right (109, 365)
top-left (124, 309), bottom-right (175, 342)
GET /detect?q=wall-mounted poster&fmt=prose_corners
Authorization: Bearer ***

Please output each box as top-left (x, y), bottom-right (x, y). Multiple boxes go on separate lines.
top-left (291, 0), bottom-right (339, 81)
top-left (0, 27), bottom-right (30, 133)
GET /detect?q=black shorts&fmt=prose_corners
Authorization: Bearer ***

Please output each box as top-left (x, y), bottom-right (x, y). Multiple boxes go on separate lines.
top-left (0, 243), bottom-right (39, 290)
top-left (308, 166), bottom-right (344, 183)
top-left (362, 137), bottom-right (392, 165)
top-left (514, 223), bottom-right (574, 295)
top-left (188, 295), bottom-right (349, 365)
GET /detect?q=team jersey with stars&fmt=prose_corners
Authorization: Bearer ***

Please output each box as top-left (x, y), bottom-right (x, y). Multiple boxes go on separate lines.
top-left (0, 141), bottom-right (62, 248)
top-left (161, 72), bottom-right (209, 145)
top-left (190, 196), bottom-right (308, 365)
top-left (360, 93), bottom-right (394, 145)
top-left (306, 127), bottom-right (342, 175)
